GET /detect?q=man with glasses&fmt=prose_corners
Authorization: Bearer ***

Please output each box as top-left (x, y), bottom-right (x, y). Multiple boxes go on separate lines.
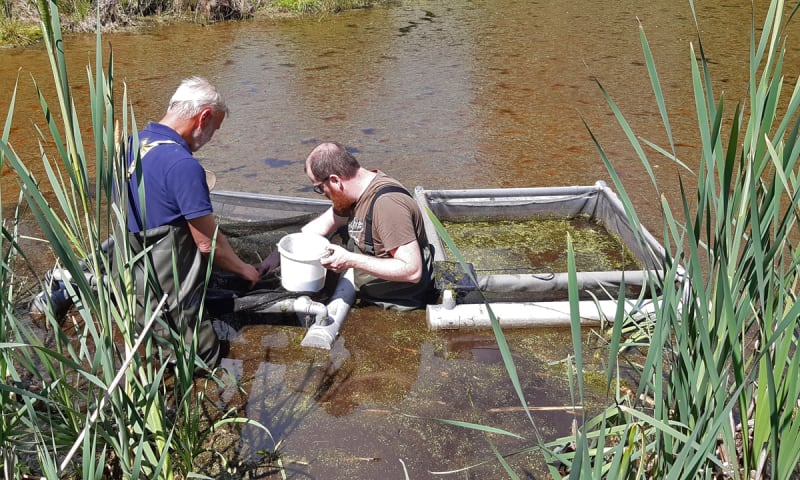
top-left (301, 142), bottom-right (437, 310)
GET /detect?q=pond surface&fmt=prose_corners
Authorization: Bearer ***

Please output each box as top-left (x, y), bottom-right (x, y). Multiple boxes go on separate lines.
top-left (210, 313), bottom-right (592, 478)
top-left (2, 0), bottom-right (799, 477)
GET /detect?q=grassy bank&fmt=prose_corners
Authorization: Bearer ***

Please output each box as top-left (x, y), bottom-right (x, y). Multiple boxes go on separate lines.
top-left (0, 0), bottom-right (377, 47)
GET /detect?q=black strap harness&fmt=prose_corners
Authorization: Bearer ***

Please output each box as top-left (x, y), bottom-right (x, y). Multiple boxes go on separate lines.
top-left (362, 185), bottom-right (412, 256)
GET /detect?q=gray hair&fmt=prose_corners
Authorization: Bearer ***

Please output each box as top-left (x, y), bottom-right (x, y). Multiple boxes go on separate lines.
top-left (166, 76), bottom-right (230, 119)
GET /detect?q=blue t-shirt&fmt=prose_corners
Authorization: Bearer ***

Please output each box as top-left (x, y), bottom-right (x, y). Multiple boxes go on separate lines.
top-left (127, 122), bottom-right (213, 233)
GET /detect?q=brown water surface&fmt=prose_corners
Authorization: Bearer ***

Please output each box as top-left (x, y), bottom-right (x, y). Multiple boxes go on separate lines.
top-left (4, 1), bottom-right (789, 224)
top-left (2, 0), bottom-right (797, 477)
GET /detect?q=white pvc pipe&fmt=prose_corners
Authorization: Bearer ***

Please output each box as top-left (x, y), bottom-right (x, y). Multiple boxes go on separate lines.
top-left (301, 268), bottom-right (356, 349)
top-left (426, 298), bottom-right (657, 330)
top-left (418, 184), bottom-right (603, 200)
top-left (257, 296), bottom-right (328, 326)
top-left (476, 270), bottom-right (654, 292)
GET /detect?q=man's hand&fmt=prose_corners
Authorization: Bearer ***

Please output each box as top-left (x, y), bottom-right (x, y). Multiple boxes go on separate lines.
top-left (319, 244), bottom-right (350, 273)
top-left (257, 250), bottom-right (281, 276)
top-left (242, 264), bottom-right (260, 289)
top-left (188, 214), bottom-right (261, 289)
top-left (319, 241), bottom-right (423, 283)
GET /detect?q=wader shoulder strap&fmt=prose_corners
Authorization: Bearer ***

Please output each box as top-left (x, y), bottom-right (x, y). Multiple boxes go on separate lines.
top-left (128, 140), bottom-right (179, 179)
top-left (363, 185), bottom-right (412, 256)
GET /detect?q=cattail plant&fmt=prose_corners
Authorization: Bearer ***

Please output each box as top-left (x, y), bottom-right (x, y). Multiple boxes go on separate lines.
top-left (425, 1), bottom-right (800, 479)
top-left (0, 0), bottom-right (271, 477)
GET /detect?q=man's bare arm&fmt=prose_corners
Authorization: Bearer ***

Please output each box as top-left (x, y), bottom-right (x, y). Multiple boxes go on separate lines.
top-left (188, 214), bottom-right (259, 286)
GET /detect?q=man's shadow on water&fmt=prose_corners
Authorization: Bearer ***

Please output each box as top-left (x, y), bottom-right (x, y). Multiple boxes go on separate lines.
top-left (202, 269), bottom-right (356, 478)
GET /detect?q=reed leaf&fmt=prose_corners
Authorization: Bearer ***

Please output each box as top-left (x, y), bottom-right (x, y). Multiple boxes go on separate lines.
top-left (423, 207), bottom-right (564, 475)
top-left (559, 0), bottom-right (800, 477)
top-left (0, 0), bottom-right (271, 475)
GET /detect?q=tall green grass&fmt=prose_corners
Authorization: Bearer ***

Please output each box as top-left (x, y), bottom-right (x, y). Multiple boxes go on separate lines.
top-left (557, 0), bottom-right (800, 478)
top-left (271, 0), bottom-right (373, 14)
top-left (0, 0), bottom-right (271, 477)
top-left (426, 0), bottom-right (800, 478)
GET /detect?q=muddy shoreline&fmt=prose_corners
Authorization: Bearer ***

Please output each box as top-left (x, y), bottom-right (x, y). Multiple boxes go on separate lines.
top-left (0, 1), bottom-right (376, 49)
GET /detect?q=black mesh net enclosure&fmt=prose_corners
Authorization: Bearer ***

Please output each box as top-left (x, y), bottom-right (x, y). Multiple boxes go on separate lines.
top-left (206, 268), bottom-right (335, 328)
top-left (216, 214), bottom-right (317, 265)
top-left (206, 210), bottom-right (339, 327)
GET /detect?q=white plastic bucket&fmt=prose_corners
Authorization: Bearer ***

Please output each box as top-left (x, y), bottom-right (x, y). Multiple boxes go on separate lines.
top-left (277, 233), bottom-right (330, 292)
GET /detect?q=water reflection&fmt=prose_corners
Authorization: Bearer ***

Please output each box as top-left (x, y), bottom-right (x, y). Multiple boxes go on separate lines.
top-left (435, 333), bottom-right (504, 363)
top-left (4, 2), bottom-right (796, 227)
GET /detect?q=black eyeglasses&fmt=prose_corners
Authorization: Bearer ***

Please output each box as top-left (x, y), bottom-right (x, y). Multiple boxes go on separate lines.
top-left (312, 176), bottom-right (331, 195)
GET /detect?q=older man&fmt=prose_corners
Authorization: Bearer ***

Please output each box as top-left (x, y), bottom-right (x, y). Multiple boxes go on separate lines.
top-left (126, 76), bottom-right (259, 367)
top-left (301, 142), bottom-right (436, 310)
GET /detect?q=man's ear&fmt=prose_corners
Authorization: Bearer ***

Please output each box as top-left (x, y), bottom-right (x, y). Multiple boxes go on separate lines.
top-left (329, 174), bottom-right (342, 190)
top-left (197, 107), bottom-right (213, 126)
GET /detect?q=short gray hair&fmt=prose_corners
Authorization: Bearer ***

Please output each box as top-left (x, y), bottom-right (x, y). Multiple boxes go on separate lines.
top-left (167, 76), bottom-right (230, 119)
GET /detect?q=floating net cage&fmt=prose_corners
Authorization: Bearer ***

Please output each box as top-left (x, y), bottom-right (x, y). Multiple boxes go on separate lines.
top-left (209, 182), bottom-right (668, 331)
top-left (209, 192), bottom-right (333, 327)
top-left (212, 191), bottom-right (330, 263)
top-left (34, 183), bottom-right (666, 340)
top-left (210, 191), bottom-right (356, 348)
top-left (413, 182), bottom-right (668, 329)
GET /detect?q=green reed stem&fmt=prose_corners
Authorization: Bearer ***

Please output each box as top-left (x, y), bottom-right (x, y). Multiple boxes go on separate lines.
top-left (554, 0), bottom-right (800, 478)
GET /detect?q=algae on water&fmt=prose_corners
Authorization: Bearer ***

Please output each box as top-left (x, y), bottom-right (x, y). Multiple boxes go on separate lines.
top-left (441, 215), bottom-right (642, 274)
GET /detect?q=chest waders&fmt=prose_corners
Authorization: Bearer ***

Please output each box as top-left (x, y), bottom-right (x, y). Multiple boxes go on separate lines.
top-left (121, 141), bottom-right (220, 367)
top-left (349, 186), bottom-right (437, 311)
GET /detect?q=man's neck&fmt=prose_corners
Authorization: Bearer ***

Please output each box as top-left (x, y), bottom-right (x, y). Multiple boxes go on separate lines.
top-left (159, 113), bottom-right (194, 145)
top-left (352, 168), bottom-right (378, 199)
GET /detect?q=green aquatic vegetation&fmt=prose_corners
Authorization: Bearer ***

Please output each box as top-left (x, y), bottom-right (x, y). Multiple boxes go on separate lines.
top-left (442, 216), bottom-right (642, 274)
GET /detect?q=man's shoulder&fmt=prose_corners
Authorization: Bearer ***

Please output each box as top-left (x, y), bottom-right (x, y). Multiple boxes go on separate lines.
top-left (353, 174), bottom-right (414, 220)
top-left (139, 126), bottom-right (201, 178)
top-left (140, 121), bottom-right (174, 139)
top-left (371, 184), bottom-right (418, 221)
top-left (366, 174), bottom-right (410, 197)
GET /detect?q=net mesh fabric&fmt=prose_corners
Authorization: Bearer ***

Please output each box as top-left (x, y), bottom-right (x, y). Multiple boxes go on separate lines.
top-left (206, 213), bottom-right (333, 326)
